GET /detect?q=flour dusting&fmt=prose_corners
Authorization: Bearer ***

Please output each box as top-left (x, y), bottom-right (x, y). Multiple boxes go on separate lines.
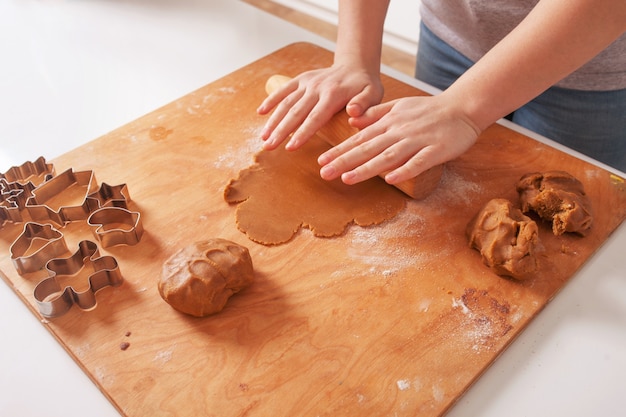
top-left (452, 295), bottom-right (494, 353)
top-left (432, 384), bottom-right (445, 403)
top-left (451, 289), bottom-right (514, 354)
top-left (451, 297), bottom-right (470, 315)
top-left (431, 170), bottom-right (483, 206)
top-left (346, 205), bottom-right (435, 275)
top-left (214, 134), bottom-right (263, 171)
top-left (396, 379), bottom-right (411, 391)
top-left (153, 346), bottom-right (175, 365)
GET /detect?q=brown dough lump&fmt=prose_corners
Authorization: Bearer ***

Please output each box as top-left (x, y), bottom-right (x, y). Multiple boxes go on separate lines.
top-left (516, 171), bottom-right (592, 236)
top-left (467, 198), bottom-right (539, 280)
top-left (158, 239), bottom-right (254, 317)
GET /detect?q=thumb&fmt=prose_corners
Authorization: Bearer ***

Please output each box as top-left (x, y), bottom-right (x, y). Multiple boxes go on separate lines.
top-left (348, 100), bottom-right (394, 130)
top-left (345, 85), bottom-right (383, 118)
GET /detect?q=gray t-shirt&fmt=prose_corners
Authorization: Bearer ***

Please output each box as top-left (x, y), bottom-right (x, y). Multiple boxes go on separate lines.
top-left (420, 0), bottom-right (626, 91)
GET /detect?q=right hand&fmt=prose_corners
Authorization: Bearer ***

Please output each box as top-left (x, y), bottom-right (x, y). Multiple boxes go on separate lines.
top-left (317, 92), bottom-right (481, 185)
top-left (257, 65), bottom-right (384, 151)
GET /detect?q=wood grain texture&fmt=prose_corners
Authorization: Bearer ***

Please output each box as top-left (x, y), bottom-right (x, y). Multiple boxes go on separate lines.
top-left (1, 42), bottom-right (625, 417)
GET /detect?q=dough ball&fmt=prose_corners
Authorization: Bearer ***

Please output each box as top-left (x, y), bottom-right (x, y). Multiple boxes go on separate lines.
top-left (516, 171), bottom-right (592, 236)
top-left (467, 198), bottom-right (539, 280)
top-left (158, 239), bottom-right (254, 317)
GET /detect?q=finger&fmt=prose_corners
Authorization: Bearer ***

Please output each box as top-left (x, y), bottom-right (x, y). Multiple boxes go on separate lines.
top-left (317, 122), bottom-right (386, 167)
top-left (319, 128), bottom-right (398, 181)
top-left (257, 78), bottom-right (298, 114)
top-left (348, 100), bottom-right (395, 130)
top-left (384, 146), bottom-right (441, 184)
top-left (262, 91), bottom-right (317, 150)
top-left (340, 139), bottom-right (417, 185)
top-left (285, 97), bottom-right (347, 151)
top-left (345, 85), bottom-right (384, 118)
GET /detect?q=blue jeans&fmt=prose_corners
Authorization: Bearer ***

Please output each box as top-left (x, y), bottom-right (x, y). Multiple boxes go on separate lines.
top-left (415, 22), bottom-right (626, 172)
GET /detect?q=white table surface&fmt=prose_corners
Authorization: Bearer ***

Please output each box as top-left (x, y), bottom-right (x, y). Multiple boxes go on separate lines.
top-left (1, 1), bottom-right (625, 416)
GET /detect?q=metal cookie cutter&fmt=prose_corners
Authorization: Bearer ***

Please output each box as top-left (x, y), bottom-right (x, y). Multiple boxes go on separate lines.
top-left (1, 181), bottom-right (27, 224)
top-left (87, 207), bottom-right (143, 248)
top-left (9, 222), bottom-right (69, 275)
top-left (0, 156), bottom-right (54, 184)
top-left (33, 240), bottom-right (123, 318)
top-left (26, 168), bottom-right (99, 226)
top-left (1, 157), bottom-right (55, 225)
top-left (86, 182), bottom-right (131, 211)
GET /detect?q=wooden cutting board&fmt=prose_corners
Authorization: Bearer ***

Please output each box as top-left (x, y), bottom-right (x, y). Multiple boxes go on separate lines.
top-left (1, 42), bottom-right (625, 417)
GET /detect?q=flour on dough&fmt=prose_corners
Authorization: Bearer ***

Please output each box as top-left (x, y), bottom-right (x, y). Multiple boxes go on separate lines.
top-left (224, 136), bottom-right (406, 245)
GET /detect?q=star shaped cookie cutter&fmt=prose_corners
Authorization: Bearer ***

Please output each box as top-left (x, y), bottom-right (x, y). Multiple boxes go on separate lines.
top-left (33, 240), bottom-right (124, 318)
top-left (86, 182), bottom-right (131, 210)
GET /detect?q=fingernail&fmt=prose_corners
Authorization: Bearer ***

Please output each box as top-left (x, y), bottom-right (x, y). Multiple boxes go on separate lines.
top-left (385, 172), bottom-right (398, 184)
top-left (263, 138), bottom-right (274, 150)
top-left (346, 103), bottom-right (362, 117)
top-left (342, 171), bottom-right (356, 184)
top-left (320, 165), bottom-right (335, 179)
top-left (285, 139), bottom-right (296, 151)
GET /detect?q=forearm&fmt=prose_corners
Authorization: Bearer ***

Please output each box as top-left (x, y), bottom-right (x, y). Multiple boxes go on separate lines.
top-left (445, 0), bottom-right (626, 131)
top-left (334, 0), bottom-right (390, 74)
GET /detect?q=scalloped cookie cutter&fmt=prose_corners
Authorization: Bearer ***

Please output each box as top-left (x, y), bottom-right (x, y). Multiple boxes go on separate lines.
top-left (33, 240), bottom-right (123, 318)
top-left (0, 156), bottom-right (54, 184)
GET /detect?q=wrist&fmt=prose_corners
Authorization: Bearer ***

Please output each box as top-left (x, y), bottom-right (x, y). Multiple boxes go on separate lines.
top-left (439, 77), bottom-right (507, 133)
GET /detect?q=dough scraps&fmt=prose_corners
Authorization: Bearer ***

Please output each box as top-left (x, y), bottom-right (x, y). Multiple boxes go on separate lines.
top-left (466, 198), bottom-right (539, 280)
top-left (158, 239), bottom-right (254, 317)
top-left (516, 171), bottom-right (592, 236)
top-left (224, 136), bottom-right (407, 245)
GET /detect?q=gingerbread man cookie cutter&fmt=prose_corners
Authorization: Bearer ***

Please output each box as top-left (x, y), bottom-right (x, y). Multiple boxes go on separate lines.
top-left (33, 240), bottom-right (123, 318)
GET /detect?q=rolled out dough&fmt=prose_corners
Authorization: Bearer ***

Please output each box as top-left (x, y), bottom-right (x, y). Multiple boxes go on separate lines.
top-left (224, 136), bottom-right (407, 245)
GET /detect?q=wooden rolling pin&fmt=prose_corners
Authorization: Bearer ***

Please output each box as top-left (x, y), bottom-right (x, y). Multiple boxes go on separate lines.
top-left (265, 74), bottom-right (443, 200)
